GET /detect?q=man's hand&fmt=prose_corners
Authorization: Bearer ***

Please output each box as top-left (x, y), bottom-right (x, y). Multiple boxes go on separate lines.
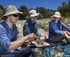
top-left (27, 33), bottom-right (37, 39)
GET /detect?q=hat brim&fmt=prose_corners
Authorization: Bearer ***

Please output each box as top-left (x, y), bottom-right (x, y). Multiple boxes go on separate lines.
top-left (30, 13), bottom-right (39, 17)
top-left (51, 15), bottom-right (61, 18)
top-left (3, 10), bottom-right (23, 16)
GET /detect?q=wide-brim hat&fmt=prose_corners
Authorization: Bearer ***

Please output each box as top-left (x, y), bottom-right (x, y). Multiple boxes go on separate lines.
top-left (29, 10), bottom-right (39, 17)
top-left (3, 5), bottom-right (23, 16)
top-left (51, 11), bottom-right (61, 18)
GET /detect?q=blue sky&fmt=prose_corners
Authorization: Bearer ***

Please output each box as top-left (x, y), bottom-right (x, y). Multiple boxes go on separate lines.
top-left (0, 0), bottom-right (69, 10)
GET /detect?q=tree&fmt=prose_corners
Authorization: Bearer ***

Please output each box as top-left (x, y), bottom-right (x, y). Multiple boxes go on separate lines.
top-left (35, 7), bottom-right (49, 18)
top-left (19, 5), bottom-right (28, 20)
top-left (68, 0), bottom-right (70, 4)
top-left (57, 4), bottom-right (70, 17)
top-left (0, 4), bottom-right (4, 20)
top-left (62, 2), bottom-right (66, 6)
top-left (37, 13), bottom-right (44, 19)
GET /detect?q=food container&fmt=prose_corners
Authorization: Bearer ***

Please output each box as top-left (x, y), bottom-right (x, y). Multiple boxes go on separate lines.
top-left (31, 40), bottom-right (51, 48)
top-left (31, 48), bottom-right (44, 57)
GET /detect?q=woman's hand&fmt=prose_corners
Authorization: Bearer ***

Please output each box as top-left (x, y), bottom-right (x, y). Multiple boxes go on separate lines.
top-left (65, 31), bottom-right (70, 36)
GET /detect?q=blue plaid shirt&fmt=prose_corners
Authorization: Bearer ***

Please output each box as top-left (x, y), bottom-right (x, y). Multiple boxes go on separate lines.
top-left (23, 19), bottom-right (39, 36)
top-left (0, 21), bottom-right (19, 54)
top-left (49, 20), bottom-right (70, 39)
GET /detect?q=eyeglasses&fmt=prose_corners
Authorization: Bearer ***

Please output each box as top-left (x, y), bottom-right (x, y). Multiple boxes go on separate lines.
top-left (34, 16), bottom-right (37, 17)
top-left (32, 16), bottom-right (37, 18)
top-left (12, 14), bottom-right (19, 17)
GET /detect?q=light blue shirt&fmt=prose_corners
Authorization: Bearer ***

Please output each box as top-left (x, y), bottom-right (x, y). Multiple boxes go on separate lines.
top-left (49, 20), bottom-right (70, 39)
top-left (0, 21), bottom-right (19, 54)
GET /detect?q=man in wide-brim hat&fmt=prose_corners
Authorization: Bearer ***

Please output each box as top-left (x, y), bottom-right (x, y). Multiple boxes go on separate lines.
top-left (0, 5), bottom-right (37, 57)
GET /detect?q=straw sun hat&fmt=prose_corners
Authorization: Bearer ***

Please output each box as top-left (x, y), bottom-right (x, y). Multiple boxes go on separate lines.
top-left (51, 11), bottom-right (61, 18)
top-left (29, 10), bottom-right (39, 17)
top-left (3, 5), bottom-right (22, 16)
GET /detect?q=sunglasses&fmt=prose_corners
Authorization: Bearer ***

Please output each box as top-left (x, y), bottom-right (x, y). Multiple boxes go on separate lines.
top-left (12, 14), bottom-right (19, 17)
top-left (32, 16), bottom-right (37, 18)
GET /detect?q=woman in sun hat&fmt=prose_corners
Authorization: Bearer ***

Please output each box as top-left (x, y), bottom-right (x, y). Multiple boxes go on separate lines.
top-left (0, 5), bottom-right (37, 57)
top-left (49, 11), bottom-right (70, 43)
top-left (23, 10), bottom-right (46, 46)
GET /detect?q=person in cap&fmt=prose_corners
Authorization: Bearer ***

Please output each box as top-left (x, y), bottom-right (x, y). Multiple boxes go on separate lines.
top-left (23, 10), bottom-right (46, 46)
top-left (0, 5), bottom-right (37, 57)
top-left (49, 11), bottom-right (70, 43)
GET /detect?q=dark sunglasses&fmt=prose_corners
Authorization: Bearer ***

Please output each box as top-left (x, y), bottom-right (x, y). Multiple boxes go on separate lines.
top-left (12, 14), bottom-right (19, 17)
top-left (32, 16), bottom-right (37, 18)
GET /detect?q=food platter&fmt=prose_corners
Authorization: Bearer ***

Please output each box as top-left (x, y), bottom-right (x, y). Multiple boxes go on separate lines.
top-left (31, 40), bottom-right (52, 48)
